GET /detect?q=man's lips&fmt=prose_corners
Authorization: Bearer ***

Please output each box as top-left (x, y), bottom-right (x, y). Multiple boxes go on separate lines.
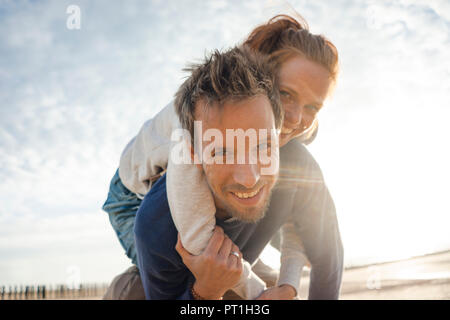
top-left (228, 185), bottom-right (265, 206)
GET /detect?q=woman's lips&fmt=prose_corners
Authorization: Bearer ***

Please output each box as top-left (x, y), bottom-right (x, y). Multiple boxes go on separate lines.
top-left (281, 126), bottom-right (295, 135)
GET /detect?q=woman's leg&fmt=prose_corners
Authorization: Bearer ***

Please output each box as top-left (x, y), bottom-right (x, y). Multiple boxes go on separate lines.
top-left (102, 169), bottom-right (142, 265)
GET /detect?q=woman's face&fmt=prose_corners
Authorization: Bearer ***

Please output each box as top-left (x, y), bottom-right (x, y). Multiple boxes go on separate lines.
top-left (277, 55), bottom-right (333, 147)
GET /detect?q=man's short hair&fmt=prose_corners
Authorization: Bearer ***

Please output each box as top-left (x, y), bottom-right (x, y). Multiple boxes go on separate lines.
top-left (174, 45), bottom-right (283, 144)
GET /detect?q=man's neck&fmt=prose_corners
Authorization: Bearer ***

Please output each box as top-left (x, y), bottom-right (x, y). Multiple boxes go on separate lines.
top-left (215, 208), bottom-right (231, 221)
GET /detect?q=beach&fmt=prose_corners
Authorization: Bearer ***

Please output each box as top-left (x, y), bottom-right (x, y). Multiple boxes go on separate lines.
top-left (2, 250), bottom-right (448, 300)
top-left (298, 250), bottom-right (450, 300)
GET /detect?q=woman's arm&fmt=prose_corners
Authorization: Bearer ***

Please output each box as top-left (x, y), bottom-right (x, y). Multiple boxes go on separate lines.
top-left (119, 101), bottom-right (177, 196)
top-left (276, 221), bottom-right (310, 297)
top-left (279, 138), bottom-right (344, 300)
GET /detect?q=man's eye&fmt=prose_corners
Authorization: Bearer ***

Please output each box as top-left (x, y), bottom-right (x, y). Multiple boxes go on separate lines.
top-left (280, 91), bottom-right (291, 98)
top-left (258, 143), bottom-right (269, 150)
top-left (258, 143), bottom-right (272, 156)
top-left (213, 150), bottom-right (227, 157)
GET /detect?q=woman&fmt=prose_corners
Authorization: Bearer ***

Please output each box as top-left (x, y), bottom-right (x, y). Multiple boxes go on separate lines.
top-left (103, 14), bottom-right (343, 300)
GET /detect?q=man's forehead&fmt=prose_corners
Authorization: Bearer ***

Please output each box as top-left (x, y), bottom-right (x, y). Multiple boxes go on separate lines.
top-left (194, 95), bottom-right (275, 132)
top-left (194, 98), bottom-right (223, 124)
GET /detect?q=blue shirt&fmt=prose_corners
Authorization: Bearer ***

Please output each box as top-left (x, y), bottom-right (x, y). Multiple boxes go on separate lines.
top-left (134, 139), bottom-right (344, 300)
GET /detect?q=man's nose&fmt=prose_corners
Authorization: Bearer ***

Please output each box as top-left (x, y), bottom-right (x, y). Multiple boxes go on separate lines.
top-left (232, 164), bottom-right (260, 189)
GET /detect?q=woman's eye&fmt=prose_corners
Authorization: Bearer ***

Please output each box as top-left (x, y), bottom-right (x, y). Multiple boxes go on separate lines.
top-left (280, 91), bottom-right (296, 105)
top-left (305, 105), bottom-right (319, 113)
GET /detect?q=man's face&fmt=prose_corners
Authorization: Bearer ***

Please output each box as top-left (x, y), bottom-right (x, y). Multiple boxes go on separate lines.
top-left (194, 95), bottom-right (279, 223)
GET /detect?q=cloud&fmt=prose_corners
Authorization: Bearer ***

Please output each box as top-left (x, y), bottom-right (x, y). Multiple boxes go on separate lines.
top-left (0, 0), bottom-right (267, 285)
top-left (0, 0), bottom-right (449, 284)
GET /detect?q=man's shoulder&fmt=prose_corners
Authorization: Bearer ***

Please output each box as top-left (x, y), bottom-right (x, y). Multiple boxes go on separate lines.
top-left (134, 174), bottom-right (179, 258)
top-left (280, 138), bottom-right (324, 182)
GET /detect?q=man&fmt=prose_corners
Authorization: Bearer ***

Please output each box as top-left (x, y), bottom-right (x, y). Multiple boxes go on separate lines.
top-left (133, 46), bottom-right (295, 299)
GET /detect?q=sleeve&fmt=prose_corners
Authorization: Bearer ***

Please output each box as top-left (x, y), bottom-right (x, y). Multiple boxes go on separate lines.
top-left (166, 145), bottom-right (216, 256)
top-left (166, 122), bottom-right (267, 299)
top-left (134, 191), bottom-right (196, 300)
top-left (280, 139), bottom-right (344, 300)
top-left (230, 261), bottom-right (267, 299)
top-left (292, 168), bottom-right (344, 300)
top-left (119, 101), bottom-right (177, 195)
top-left (135, 232), bottom-right (195, 300)
top-left (276, 221), bottom-right (310, 296)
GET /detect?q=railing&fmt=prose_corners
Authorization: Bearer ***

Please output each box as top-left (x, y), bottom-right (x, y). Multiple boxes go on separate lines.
top-left (0, 283), bottom-right (109, 300)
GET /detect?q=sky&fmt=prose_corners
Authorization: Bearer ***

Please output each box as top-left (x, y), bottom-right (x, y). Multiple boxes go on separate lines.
top-left (0, 0), bottom-right (449, 287)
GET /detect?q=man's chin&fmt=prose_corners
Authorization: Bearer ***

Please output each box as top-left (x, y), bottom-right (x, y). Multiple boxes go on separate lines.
top-left (213, 186), bottom-right (274, 223)
top-left (231, 208), bottom-right (266, 223)
top-left (222, 200), bottom-right (271, 223)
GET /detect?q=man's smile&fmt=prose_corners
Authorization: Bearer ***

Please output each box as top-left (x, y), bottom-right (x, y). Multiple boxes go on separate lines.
top-left (228, 184), bottom-right (265, 206)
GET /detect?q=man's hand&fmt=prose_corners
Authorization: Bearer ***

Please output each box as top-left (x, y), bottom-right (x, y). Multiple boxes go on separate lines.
top-left (175, 226), bottom-right (243, 300)
top-left (256, 284), bottom-right (297, 300)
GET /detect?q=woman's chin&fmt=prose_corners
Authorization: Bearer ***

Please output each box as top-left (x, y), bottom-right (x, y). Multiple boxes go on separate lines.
top-left (280, 131), bottom-right (302, 146)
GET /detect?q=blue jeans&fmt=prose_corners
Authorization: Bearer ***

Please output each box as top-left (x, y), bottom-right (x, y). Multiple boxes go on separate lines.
top-left (102, 169), bottom-right (142, 265)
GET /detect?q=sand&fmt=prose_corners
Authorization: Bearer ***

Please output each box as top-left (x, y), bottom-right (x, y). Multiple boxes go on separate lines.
top-left (6, 250), bottom-right (447, 300)
top-left (297, 250), bottom-right (450, 300)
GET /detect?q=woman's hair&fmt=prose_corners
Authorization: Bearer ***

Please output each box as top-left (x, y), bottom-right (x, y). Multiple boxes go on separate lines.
top-left (244, 14), bottom-right (339, 81)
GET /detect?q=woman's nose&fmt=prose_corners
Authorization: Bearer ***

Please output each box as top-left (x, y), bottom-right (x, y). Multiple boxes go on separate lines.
top-left (285, 105), bottom-right (303, 127)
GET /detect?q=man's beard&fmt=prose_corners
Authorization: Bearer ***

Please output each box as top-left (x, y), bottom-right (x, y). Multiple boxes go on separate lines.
top-left (213, 187), bottom-right (273, 223)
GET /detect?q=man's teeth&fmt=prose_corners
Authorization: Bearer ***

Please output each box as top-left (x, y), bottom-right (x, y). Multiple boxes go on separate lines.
top-left (233, 188), bottom-right (262, 199)
top-left (281, 126), bottom-right (294, 134)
